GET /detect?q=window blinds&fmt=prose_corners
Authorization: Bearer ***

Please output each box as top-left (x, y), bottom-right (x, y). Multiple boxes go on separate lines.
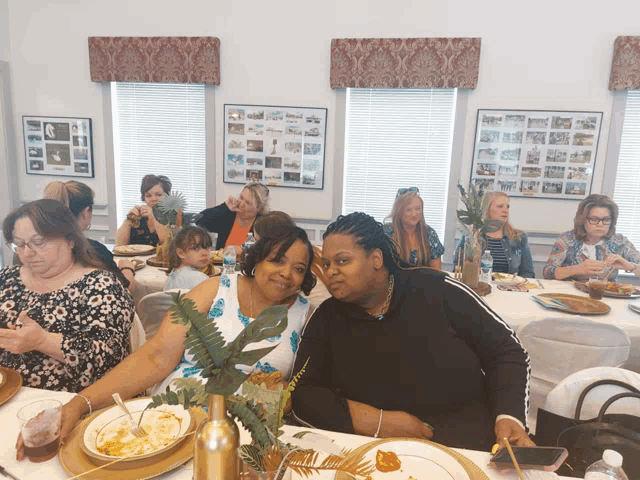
top-left (613, 90), bottom-right (640, 248)
top-left (343, 88), bottom-right (457, 239)
top-left (112, 82), bottom-right (206, 225)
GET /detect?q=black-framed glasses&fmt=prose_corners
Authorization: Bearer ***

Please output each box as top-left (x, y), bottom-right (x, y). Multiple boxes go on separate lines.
top-left (396, 187), bottom-right (419, 197)
top-left (7, 237), bottom-right (48, 254)
top-left (586, 217), bottom-right (612, 226)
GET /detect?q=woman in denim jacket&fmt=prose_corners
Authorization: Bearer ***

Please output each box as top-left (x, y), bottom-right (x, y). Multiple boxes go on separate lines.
top-left (454, 192), bottom-right (535, 278)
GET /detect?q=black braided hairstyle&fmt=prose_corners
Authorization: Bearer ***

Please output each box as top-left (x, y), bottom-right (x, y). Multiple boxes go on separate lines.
top-left (323, 212), bottom-right (401, 273)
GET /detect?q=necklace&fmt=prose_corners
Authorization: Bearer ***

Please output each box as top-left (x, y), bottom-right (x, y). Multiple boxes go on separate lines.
top-left (250, 279), bottom-right (255, 318)
top-left (370, 274), bottom-right (394, 320)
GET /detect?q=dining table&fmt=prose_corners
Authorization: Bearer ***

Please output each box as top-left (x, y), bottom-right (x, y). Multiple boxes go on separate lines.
top-left (482, 278), bottom-right (640, 373)
top-left (0, 387), bottom-right (576, 480)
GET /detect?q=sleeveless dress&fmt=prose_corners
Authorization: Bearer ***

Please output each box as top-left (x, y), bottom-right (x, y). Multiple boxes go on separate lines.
top-left (153, 273), bottom-right (311, 395)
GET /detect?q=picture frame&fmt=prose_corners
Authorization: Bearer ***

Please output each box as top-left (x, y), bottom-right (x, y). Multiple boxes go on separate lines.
top-left (223, 104), bottom-right (327, 189)
top-left (470, 109), bottom-right (603, 199)
top-left (22, 116), bottom-right (94, 178)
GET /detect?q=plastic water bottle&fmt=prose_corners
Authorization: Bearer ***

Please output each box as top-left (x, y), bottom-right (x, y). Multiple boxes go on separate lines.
top-left (584, 450), bottom-right (628, 480)
top-left (223, 245), bottom-right (237, 275)
top-left (480, 250), bottom-right (493, 283)
top-left (244, 232), bottom-right (256, 252)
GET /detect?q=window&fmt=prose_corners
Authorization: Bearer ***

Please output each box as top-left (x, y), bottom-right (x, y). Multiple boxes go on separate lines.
top-left (613, 90), bottom-right (640, 247)
top-left (342, 88), bottom-right (457, 239)
top-left (112, 82), bottom-right (206, 224)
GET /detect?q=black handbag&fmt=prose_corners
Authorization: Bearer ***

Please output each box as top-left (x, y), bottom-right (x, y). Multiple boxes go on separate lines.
top-left (534, 379), bottom-right (640, 478)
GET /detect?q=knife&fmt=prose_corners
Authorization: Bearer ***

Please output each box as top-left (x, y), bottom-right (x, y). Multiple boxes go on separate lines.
top-left (0, 466), bottom-right (20, 480)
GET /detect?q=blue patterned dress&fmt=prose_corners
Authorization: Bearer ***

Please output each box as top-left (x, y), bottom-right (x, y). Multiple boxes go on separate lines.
top-left (153, 273), bottom-right (311, 395)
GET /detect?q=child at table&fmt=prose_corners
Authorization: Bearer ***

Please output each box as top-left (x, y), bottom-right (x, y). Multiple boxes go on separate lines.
top-left (163, 226), bottom-right (212, 291)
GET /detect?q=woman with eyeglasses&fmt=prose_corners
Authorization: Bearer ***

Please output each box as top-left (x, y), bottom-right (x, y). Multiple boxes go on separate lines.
top-left (0, 200), bottom-right (134, 392)
top-left (196, 182), bottom-right (270, 253)
top-left (384, 187), bottom-right (444, 269)
top-left (115, 174), bottom-right (172, 247)
top-left (544, 194), bottom-right (640, 281)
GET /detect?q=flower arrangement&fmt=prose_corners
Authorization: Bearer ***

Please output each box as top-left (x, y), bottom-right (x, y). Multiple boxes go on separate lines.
top-left (456, 183), bottom-right (501, 263)
top-left (153, 191), bottom-right (202, 228)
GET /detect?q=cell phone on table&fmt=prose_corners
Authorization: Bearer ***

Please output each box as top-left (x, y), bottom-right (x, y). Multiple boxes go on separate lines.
top-left (490, 446), bottom-right (568, 471)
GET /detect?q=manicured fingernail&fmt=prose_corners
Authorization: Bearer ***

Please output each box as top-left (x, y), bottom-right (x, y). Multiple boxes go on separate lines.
top-left (491, 443), bottom-right (499, 455)
top-left (423, 422), bottom-right (434, 431)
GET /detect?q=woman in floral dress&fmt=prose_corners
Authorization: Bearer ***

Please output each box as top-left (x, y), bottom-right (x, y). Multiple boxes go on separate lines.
top-left (0, 199), bottom-right (134, 392)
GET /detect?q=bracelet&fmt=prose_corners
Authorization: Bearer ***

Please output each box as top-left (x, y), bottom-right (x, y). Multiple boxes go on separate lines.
top-left (374, 409), bottom-right (383, 438)
top-left (75, 394), bottom-right (92, 415)
top-left (120, 266), bottom-right (136, 277)
top-left (626, 264), bottom-right (637, 274)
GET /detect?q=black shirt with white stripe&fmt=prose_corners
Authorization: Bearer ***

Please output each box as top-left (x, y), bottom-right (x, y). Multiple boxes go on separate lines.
top-left (486, 237), bottom-right (509, 273)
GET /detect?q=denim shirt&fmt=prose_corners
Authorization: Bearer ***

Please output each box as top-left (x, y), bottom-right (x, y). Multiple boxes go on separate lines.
top-left (453, 232), bottom-right (535, 278)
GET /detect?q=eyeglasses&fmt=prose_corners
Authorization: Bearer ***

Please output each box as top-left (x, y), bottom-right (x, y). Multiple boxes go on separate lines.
top-left (586, 217), bottom-right (612, 226)
top-left (396, 187), bottom-right (420, 197)
top-left (7, 237), bottom-right (48, 254)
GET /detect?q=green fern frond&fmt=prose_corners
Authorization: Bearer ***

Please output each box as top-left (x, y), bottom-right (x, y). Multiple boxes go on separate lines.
top-left (227, 396), bottom-right (274, 451)
top-left (238, 444), bottom-right (265, 472)
top-left (279, 357), bottom-right (310, 421)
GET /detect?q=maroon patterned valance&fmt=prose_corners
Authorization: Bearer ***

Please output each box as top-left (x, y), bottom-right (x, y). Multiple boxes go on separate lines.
top-left (609, 36), bottom-right (640, 90)
top-left (330, 37), bottom-right (481, 89)
top-left (88, 37), bottom-right (220, 84)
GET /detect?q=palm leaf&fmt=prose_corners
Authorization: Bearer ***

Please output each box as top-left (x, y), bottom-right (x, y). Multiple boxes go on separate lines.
top-left (285, 448), bottom-right (375, 478)
top-left (229, 304), bottom-right (289, 356)
top-left (239, 444), bottom-right (265, 472)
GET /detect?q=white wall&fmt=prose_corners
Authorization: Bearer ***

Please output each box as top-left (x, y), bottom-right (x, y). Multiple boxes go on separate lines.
top-left (6, 0), bottom-right (640, 230)
top-left (0, 0), bottom-right (9, 62)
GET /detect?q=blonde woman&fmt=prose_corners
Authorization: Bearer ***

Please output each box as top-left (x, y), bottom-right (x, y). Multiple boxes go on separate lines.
top-left (454, 192), bottom-right (535, 278)
top-left (383, 187), bottom-right (444, 269)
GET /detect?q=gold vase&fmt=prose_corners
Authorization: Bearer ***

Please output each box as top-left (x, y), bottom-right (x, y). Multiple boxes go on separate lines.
top-left (194, 394), bottom-right (240, 480)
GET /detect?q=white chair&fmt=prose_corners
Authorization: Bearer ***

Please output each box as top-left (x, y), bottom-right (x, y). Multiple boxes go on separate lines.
top-left (136, 289), bottom-right (184, 339)
top-left (516, 317), bottom-right (631, 431)
top-left (130, 313), bottom-right (147, 352)
top-left (543, 366), bottom-right (640, 420)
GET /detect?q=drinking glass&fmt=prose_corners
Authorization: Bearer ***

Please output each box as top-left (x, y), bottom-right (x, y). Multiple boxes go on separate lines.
top-left (17, 399), bottom-right (62, 462)
top-left (588, 275), bottom-right (607, 300)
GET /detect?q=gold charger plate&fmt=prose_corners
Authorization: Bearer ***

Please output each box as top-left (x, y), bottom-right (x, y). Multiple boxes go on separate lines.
top-left (574, 281), bottom-right (640, 299)
top-left (334, 437), bottom-right (488, 480)
top-left (146, 256), bottom-right (169, 268)
top-left (0, 367), bottom-right (23, 406)
top-left (59, 406), bottom-right (206, 479)
top-left (113, 245), bottom-right (156, 257)
top-left (535, 293), bottom-right (611, 315)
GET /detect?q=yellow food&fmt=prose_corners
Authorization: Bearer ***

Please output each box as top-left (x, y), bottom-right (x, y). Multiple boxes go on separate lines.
top-left (376, 450), bottom-right (402, 472)
top-left (606, 282), bottom-right (635, 294)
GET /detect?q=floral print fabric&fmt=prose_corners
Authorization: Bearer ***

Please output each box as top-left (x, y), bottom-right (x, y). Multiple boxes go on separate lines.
top-left (383, 224), bottom-right (445, 266)
top-left (0, 266), bottom-right (134, 392)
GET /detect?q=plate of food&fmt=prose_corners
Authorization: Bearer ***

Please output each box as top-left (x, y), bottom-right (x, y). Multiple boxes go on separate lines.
top-left (131, 259), bottom-right (146, 271)
top-left (81, 398), bottom-right (192, 463)
top-left (492, 273), bottom-right (527, 286)
top-left (210, 249), bottom-right (224, 264)
top-left (113, 244), bottom-right (156, 257)
top-left (201, 263), bottom-right (222, 277)
top-left (574, 281), bottom-right (640, 299)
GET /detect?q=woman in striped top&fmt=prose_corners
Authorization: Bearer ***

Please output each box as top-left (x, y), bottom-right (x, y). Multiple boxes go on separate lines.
top-left (454, 192), bottom-right (535, 278)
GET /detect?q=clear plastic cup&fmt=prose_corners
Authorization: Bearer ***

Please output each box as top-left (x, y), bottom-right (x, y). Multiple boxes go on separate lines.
top-left (17, 399), bottom-right (62, 462)
top-left (588, 275), bottom-right (607, 300)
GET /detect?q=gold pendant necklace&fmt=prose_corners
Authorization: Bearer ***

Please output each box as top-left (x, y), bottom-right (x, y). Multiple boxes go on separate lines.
top-left (371, 274), bottom-right (395, 320)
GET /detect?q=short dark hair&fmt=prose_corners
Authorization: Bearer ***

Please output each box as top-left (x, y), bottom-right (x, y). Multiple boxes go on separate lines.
top-left (140, 174), bottom-right (172, 201)
top-left (168, 225), bottom-right (213, 270)
top-left (323, 212), bottom-right (401, 273)
top-left (573, 194), bottom-right (619, 241)
top-left (2, 199), bottom-right (106, 270)
top-left (253, 211), bottom-right (296, 238)
top-left (241, 225), bottom-right (316, 295)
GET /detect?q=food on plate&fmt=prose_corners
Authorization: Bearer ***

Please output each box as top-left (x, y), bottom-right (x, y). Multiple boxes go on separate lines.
top-left (95, 410), bottom-right (182, 457)
top-left (131, 259), bottom-right (145, 270)
top-left (126, 212), bottom-right (142, 228)
top-left (200, 261), bottom-right (219, 277)
top-left (376, 450), bottom-right (402, 472)
top-left (492, 273), bottom-right (510, 280)
top-left (246, 371), bottom-right (285, 388)
top-left (211, 249), bottom-right (224, 263)
top-left (606, 282), bottom-right (635, 295)
top-left (114, 244), bottom-right (154, 255)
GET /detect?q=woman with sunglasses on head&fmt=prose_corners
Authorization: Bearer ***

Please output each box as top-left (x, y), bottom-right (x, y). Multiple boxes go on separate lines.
top-left (384, 187), bottom-right (444, 269)
top-left (197, 182), bottom-right (270, 254)
top-left (544, 194), bottom-right (640, 281)
top-left (115, 174), bottom-right (172, 247)
top-left (453, 192), bottom-right (535, 278)
top-left (291, 212), bottom-right (533, 451)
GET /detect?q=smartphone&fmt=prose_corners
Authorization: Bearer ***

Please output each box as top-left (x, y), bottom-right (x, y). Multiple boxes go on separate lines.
top-left (490, 446), bottom-right (568, 471)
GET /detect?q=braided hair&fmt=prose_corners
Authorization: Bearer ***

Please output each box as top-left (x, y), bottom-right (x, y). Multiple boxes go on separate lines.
top-left (323, 212), bottom-right (401, 273)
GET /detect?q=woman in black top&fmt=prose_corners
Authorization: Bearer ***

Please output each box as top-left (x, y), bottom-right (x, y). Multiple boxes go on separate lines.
top-left (115, 175), bottom-right (171, 247)
top-left (291, 212), bottom-right (534, 451)
top-left (43, 181), bottom-right (134, 292)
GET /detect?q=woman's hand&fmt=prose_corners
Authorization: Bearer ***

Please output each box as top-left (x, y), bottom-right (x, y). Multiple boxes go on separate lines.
top-left (378, 411), bottom-right (434, 440)
top-left (494, 417), bottom-right (535, 450)
top-left (118, 259), bottom-right (135, 270)
top-left (128, 205), bottom-right (140, 217)
top-left (226, 196), bottom-right (240, 212)
top-left (604, 254), bottom-right (633, 271)
top-left (577, 259), bottom-right (606, 276)
top-left (139, 205), bottom-right (154, 219)
top-left (0, 311), bottom-right (47, 354)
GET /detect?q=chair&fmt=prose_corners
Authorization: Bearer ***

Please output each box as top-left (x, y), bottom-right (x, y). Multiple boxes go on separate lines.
top-left (130, 313), bottom-right (147, 352)
top-left (137, 289), bottom-right (184, 339)
top-left (543, 366), bottom-right (640, 420)
top-left (516, 317), bottom-right (631, 432)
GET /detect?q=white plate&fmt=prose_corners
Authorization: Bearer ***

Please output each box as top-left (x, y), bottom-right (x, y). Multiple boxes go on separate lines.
top-left (492, 273), bottom-right (527, 286)
top-left (360, 440), bottom-right (470, 480)
top-left (0, 371), bottom-right (4, 387)
top-left (629, 301), bottom-right (640, 314)
top-left (82, 398), bottom-right (191, 461)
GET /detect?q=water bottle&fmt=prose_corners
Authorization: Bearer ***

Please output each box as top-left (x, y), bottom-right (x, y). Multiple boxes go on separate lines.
top-left (223, 245), bottom-right (237, 275)
top-left (244, 232), bottom-right (256, 252)
top-left (584, 450), bottom-right (628, 480)
top-left (480, 250), bottom-right (493, 283)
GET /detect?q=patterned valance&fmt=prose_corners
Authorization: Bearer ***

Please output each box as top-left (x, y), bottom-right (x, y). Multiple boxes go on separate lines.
top-left (609, 36), bottom-right (640, 90)
top-left (88, 37), bottom-right (220, 84)
top-left (330, 37), bottom-right (481, 89)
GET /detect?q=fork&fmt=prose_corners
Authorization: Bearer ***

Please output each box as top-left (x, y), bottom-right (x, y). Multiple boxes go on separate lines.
top-left (112, 393), bottom-right (147, 437)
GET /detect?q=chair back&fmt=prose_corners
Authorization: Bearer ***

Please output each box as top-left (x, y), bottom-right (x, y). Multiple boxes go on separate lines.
top-left (137, 289), bottom-right (184, 339)
top-left (130, 313), bottom-right (147, 352)
top-left (544, 366), bottom-right (640, 420)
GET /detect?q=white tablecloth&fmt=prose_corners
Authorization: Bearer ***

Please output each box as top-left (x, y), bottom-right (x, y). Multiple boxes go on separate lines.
top-left (483, 279), bottom-right (640, 373)
top-left (0, 387), bottom-right (574, 480)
